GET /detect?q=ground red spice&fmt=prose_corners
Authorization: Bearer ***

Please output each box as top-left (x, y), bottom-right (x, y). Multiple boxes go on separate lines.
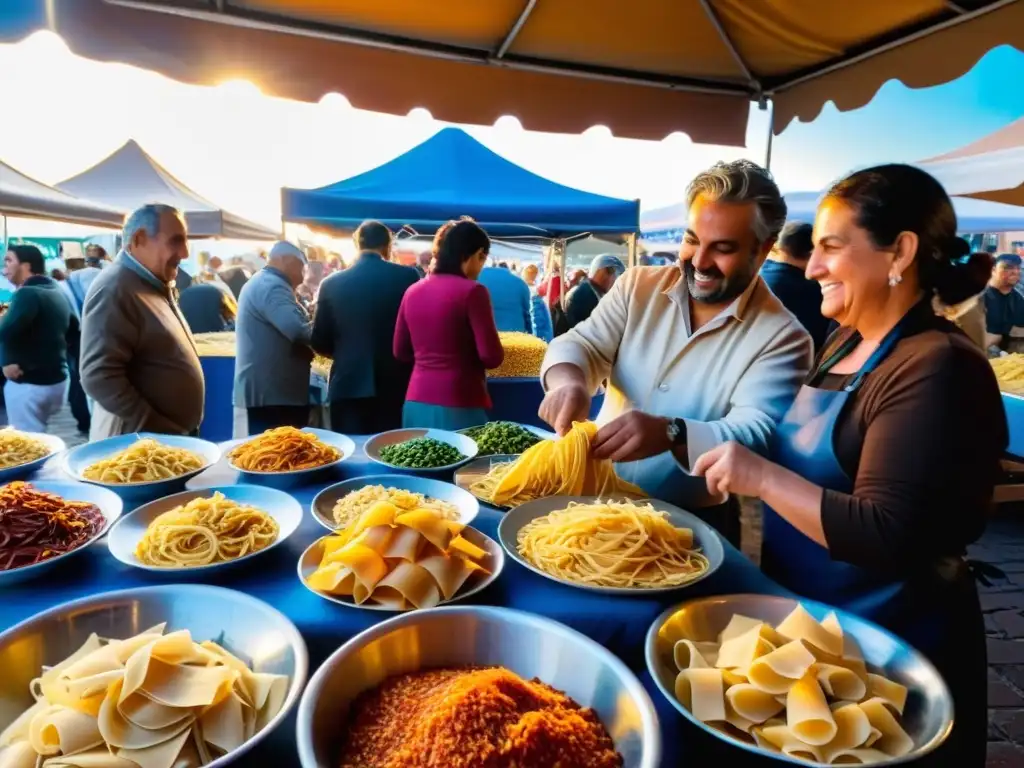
top-left (338, 666), bottom-right (624, 768)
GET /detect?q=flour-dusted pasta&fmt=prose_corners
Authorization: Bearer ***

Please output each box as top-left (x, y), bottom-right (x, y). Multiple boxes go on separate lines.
top-left (664, 603), bottom-right (916, 765)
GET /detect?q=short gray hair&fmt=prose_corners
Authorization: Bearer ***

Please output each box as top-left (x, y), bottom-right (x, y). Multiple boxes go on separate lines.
top-left (685, 160), bottom-right (787, 244)
top-left (123, 203), bottom-right (182, 246)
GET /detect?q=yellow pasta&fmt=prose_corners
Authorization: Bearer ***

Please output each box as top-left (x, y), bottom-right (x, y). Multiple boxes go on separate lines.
top-left (516, 500), bottom-right (709, 589)
top-left (471, 421), bottom-right (644, 507)
top-left (331, 485), bottom-right (458, 530)
top-left (666, 603), bottom-right (914, 765)
top-left (486, 332), bottom-right (547, 379)
top-left (83, 438), bottom-right (205, 484)
top-left (991, 353), bottom-right (1024, 395)
top-left (0, 624), bottom-right (288, 766)
top-left (228, 427), bottom-right (340, 472)
top-left (134, 492), bottom-right (279, 568)
top-left (0, 428), bottom-right (50, 470)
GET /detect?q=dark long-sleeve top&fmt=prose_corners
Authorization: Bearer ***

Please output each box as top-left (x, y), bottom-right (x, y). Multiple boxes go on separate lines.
top-left (814, 300), bottom-right (1007, 574)
top-left (983, 285), bottom-right (1024, 337)
top-left (393, 273), bottom-right (504, 409)
top-left (0, 276), bottom-right (72, 384)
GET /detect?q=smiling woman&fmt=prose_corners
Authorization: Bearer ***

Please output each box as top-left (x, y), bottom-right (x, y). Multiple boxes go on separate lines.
top-left (692, 164), bottom-right (1006, 768)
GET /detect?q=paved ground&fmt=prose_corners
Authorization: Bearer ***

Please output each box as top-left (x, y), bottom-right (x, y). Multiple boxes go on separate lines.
top-left (5, 404), bottom-right (1024, 765)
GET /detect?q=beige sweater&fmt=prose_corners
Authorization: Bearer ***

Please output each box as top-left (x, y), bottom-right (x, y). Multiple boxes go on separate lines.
top-left (80, 255), bottom-right (205, 439)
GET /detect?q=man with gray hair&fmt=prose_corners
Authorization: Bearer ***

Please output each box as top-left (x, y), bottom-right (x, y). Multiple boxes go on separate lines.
top-left (234, 240), bottom-right (313, 435)
top-left (80, 203), bottom-right (205, 439)
top-left (538, 160), bottom-right (812, 545)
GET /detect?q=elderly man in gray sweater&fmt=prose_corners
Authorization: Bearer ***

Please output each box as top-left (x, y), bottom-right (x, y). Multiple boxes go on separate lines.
top-left (234, 241), bottom-right (313, 435)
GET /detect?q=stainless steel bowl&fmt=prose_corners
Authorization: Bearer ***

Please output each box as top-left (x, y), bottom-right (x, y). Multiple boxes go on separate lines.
top-left (499, 495), bottom-right (725, 595)
top-left (0, 431), bottom-right (65, 482)
top-left (310, 474), bottom-right (479, 532)
top-left (225, 428), bottom-right (356, 489)
top-left (0, 480), bottom-right (123, 586)
top-left (106, 484), bottom-right (304, 574)
top-left (62, 432), bottom-right (221, 502)
top-left (296, 606), bottom-right (660, 768)
top-left (297, 526), bottom-right (504, 611)
top-left (646, 594), bottom-right (953, 765)
top-left (0, 584), bottom-right (308, 767)
top-left (363, 428), bottom-right (479, 474)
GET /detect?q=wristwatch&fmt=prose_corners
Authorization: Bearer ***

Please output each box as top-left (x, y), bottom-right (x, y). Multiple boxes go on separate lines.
top-left (665, 418), bottom-right (687, 448)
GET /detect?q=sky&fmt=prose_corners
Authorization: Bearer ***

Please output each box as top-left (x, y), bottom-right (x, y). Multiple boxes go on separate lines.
top-left (0, 31), bottom-right (1022, 234)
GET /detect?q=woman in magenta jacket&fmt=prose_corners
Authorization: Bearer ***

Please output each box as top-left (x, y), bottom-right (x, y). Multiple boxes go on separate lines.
top-left (394, 218), bottom-right (504, 430)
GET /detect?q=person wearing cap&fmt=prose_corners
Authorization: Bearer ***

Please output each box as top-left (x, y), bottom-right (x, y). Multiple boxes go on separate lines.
top-left (234, 241), bottom-right (313, 435)
top-left (982, 253), bottom-right (1024, 355)
top-left (760, 222), bottom-right (831, 352)
top-left (564, 254), bottom-right (626, 330)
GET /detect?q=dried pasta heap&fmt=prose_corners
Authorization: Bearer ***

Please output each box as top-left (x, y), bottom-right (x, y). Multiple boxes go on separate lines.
top-left (487, 332), bottom-right (547, 379)
top-left (471, 421), bottom-right (644, 507)
top-left (668, 603), bottom-right (913, 764)
top-left (0, 624), bottom-right (288, 768)
top-left (306, 501), bottom-right (490, 610)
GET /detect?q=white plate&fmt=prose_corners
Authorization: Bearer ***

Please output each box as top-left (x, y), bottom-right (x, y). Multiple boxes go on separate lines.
top-left (106, 484), bottom-right (302, 574)
top-left (224, 428), bottom-right (355, 488)
top-left (498, 495), bottom-right (725, 595)
top-left (297, 527), bottom-right (504, 612)
top-left (0, 431), bottom-right (65, 483)
top-left (310, 474), bottom-right (479, 533)
top-left (62, 432), bottom-right (220, 501)
top-left (0, 480), bottom-right (123, 585)
top-left (363, 428), bottom-right (478, 474)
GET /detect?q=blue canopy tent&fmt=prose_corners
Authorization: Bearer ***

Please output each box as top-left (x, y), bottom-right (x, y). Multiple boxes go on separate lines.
top-left (641, 192), bottom-right (1024, 241)
top-left (281, 128), bottom-right (639, 238)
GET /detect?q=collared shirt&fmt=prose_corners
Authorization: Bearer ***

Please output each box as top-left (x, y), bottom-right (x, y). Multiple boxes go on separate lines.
top-left (541, 265), bottom-right (813, 509)
top-left (120, 249), bottom-right (169, 293)
top-left (983, 285), bottom-right (1024, 337)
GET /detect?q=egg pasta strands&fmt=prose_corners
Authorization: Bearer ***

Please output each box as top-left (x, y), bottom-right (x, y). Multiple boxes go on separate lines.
top-left (470, 421), bottom-right (644, 507)
top-left (228, 427), bottom-right (340, 472)
top-left (83, 440), bottom-right (205, 485)
top-left (0, 625), bottom-right (288, 768)
top-left (667, 603), bottom-right (914, 764)
top-left (134, 492), bottom-right (280, 568)
top-left (516, 500), bottom-right (710, 589)
top-left (0, 428), bottom-right (50, 470)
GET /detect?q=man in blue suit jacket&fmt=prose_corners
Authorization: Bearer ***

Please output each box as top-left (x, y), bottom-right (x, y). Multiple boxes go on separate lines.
top-left (477, 263), bottom-right (531, 333)
top-left (312, 221), bottom-right (419, 433)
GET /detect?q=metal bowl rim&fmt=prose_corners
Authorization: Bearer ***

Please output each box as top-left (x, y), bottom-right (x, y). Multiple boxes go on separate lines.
top-left (643, 593), bottom-right (954, 766)
top-left (0, 583), bottom-right (309, 768)
top-left (0, 480), bottom-right (124, 581)
top-left (363, 428), bottom-right (480, 473)
top-left (310, 474), bottom-right (480, 533)
top-left (497, 495), bottom-right (724, 595)
top-left (105, 484), bottom-right (304, 574)
top-left (296, 527), bottom-right (505, 612)
top-left (224, 429), bottom-right (356, 476)
top-left (295, 604), bottom-right (662, 768)
top-left (61, 432), bottom-right (221, 488)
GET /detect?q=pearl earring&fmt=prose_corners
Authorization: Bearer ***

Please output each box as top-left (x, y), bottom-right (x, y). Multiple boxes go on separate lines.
top-left (888, 274), bottom-right (902, 288)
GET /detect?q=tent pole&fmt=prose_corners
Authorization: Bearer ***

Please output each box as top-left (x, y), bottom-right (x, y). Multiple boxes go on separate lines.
top-left (762, 97), bottom-right (775, 171)
top-left (627, 232), bottom-right (638, 269)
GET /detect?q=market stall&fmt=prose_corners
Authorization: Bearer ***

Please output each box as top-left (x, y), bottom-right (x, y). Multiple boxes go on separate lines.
top-left (193, 331), bottom-right (603, 440)
top-left (6, 440), bottom-right (791, 766)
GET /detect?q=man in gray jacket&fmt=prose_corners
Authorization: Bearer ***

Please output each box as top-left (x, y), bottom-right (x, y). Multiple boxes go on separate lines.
top-left (234, 241), bottom-right (313, 435)
top-left (81, 204), bottom-right (204, 440)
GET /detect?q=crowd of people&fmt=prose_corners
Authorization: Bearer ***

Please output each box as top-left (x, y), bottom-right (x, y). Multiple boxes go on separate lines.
top-left (0, 157), bottom-right (1012, 765)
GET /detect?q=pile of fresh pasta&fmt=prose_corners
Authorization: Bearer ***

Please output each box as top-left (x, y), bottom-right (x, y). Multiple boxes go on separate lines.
top-left (991, 353), bottom-right (1024, 395)
top-left (486, 332), bottom-right (547, 379)
top-left (0, 623), bottom-right (288, 767)
top-left (470, 421), bottom-right (644, 507)
top-left (670, 603), bottom-right (911, 764)
top-left (83, 439), bottom-right (206, 484)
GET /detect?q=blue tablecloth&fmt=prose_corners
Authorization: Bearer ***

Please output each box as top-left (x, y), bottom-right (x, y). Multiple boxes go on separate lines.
top-left (1003, 392), bottom-right (1024, 458)
top-left (199, 356), bottom-right (604, 442)
top-left (5, 439), bottom-right (791, 766)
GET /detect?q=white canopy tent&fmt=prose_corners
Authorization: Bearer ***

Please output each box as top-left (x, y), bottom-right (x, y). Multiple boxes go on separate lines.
top-left (0, 158), bottom-right (125, 230)
top-left (58, 140), bottom-right (279, 241)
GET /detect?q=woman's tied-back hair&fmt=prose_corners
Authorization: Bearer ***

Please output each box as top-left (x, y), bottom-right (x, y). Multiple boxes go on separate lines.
top-left (824, 164), bottom-right (987, 307)
top-left (685, 159), bottom-right (788, 245)
top-left (432, 217), bottom-right (490, 276)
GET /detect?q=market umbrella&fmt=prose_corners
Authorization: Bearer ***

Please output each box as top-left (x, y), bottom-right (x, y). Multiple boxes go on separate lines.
top-left (1, 0), bottom-right (1021, 145)
top-left (917, 117), bottom-right (1024, 207)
